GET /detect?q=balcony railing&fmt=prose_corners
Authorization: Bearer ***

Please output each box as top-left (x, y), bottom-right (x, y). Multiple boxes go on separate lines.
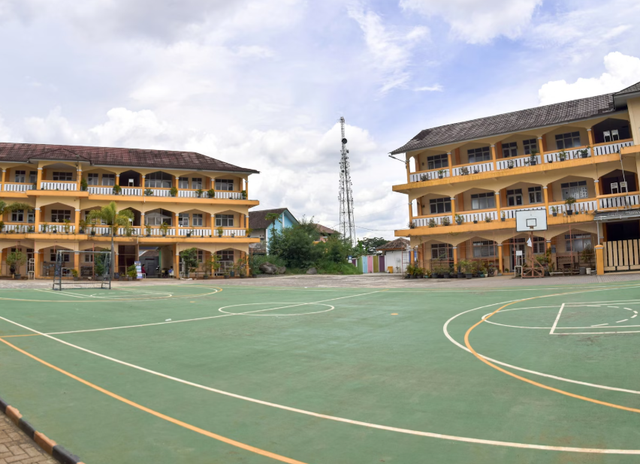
top-left (408, 140), bottom-right (634, 183)
top-left (548, 198), bottom-right (597, 215)
top-left (412, 215), bottom-right (450, 227)
top-left (598, 192), bottom-right (640, 209)
top-left (39, 223), bottom-right (76, 233)
top-left (87, 186), bottom-right (114, 195)
top-left (458, 209), bottom-right (499, 223)
top-left (2, 223), bottom-right (35, 233)
top-left (3, 182), bottom-right (34, 192)
top-left (41, 181), bottom-right (77, 191)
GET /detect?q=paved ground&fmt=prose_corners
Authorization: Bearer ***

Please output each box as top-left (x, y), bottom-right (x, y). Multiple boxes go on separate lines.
top-left (0, 415), bottom-right (56, 464)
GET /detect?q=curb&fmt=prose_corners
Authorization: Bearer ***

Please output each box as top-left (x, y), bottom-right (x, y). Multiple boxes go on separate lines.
top-left (0, 396), bottom-right (85, 464)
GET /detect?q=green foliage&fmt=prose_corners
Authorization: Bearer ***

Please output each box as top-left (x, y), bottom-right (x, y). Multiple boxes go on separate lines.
top-left (170, 186), bottom-right (178, 197)
top-left (127, 264), bottom-right (138, 279)
top-left (7, 251), bottom-right (27, 274)
top-left (354, 237), bottom-right (388, 256)
top-left (95, 253), bottom-right (107, 277)
top-left (5, 202), bottom-right (34, 212)
top-left (207, 188), bottom-right (215, 199)
top-left (87, 202), bottom-right (134, 236)
top-left (179, 248), bottom-right (199, 277)
top-left (80, 177), bottom-right (88, 191)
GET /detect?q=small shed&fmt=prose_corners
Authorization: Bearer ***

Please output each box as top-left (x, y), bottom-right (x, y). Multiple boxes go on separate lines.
top-left (376, 238), bottom-right (411, 273)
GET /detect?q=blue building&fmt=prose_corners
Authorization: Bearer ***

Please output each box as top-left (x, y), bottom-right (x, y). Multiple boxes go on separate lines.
top-left (248, 208), bottom-right (299, 253)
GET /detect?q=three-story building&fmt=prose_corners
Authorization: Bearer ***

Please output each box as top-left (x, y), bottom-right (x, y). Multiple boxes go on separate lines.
top-left (392, 82), bottom-right (640, 274)
top-left (0, 142), bottom-right (260, 278)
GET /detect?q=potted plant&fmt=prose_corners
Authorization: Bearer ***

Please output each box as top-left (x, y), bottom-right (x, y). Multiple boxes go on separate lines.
top-left (459, 260), bottom-right (473, 279)
top-left (529, 150), bottom-right (538, 166)
top-left (144, 188), bottom-right (153, 196)
top-left (27, 226), bottom-right (34, 233)
top-left (160, 221), bottom-right (169, 237)
top-left (419, 173), bottom-right (429, 182)
top-left (246, 227), bottom-right (252, 237)
top-left (442, 216), bottom-right (451, 226)
top-left (170, 186), bottom-right (178, 197)
top-left (565, 197), bottom-right (576, 215)
top-left (72, 269), bottom-right (79, 281)
top-left (551, 206), bottom-right (558, 217)
top-left (558, 150), bottom-right (567, 161)
top-left (424, 269), bottom-right (431, 279)
top-left (51, 226), bottom-right (57, 234)
top-left (473, 218), bottom-right (478, 224)
top-left (501, 211), bottom-right (506, 222)
top-left (0, 221), bottom-right (4, 233)
top-left (127, 264), bottom-right (138, 281)
top-left (196, 188), bottom-right (204, 198)
top-left (460, 166), bottom-right (469, 176)
top-left (217, 226), bottom-right (224, 237)
top-left (437, 169), bottom-right (445, 179)
top-left (455, 214), bottom-right (464, 225)
top-left (145, 224), bottom-right (152, 237)
top-left (80, 177), bottom-right (88, 191)
top-left (241, 190), bottom-right (247, 199)
top-left (112, 184), bottom-right (122, 195)
top-left (7, 251), bottom-right (26, 279)
top-left (442, 266), bottom-right (450, 279)
top-left (408, 221), bottom-right (416, 229)
top-left (63, 218), bottom-right (71, 234)
top-left (428, 218), bottom-right (436, 228)
top-left (507, 160), bottom-right (514, 169)
top-left (79, 219), bottom-right (87, 234)
top-left (579, 148), bottom-right (589, 158)
top-left (485, 215), bottom-right (492, 223)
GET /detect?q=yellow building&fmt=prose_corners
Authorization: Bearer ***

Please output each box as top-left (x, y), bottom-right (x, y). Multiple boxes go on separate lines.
top-left (0, 142), bottom-right (260, 278)
top-left (392, 81), bottom-right (640, 275)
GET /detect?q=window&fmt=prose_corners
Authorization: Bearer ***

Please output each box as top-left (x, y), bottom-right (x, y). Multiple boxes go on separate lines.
top-left (145, 211), bottom-right (172, 226)
top-left (467, 147), bottom-right (491, 163)
top-left (555, 131), bottom-right (581, 149)
top-left (197, 250), bottom-right (204, 263)
top-left (178, 213), bottom-right (190, 227)
top-left (431, 244), bottom-right (452, 260)
top-left (429, 198), bottom-right (452, 215)
top-left (215, 214), bottom-right (234, 227)
top-left (51, 252), bottom-right (70, 262)
top-left (11, 210), bottom-right (24, 222)
top-left (427, 154), bottom-right (448, 170)
top-left (216, 250), bottom-right (235, 270)
top-left (51, 210), bottom-right (71, 223)
top-left (14, 170), bottom-right (25, 182)
top-left (53, 172), bottom-right (73, 181)
top-left (145, 172), bottom-right (172, 188)
top-left (473, 241), bottom-right (497, 258)
top-left (27, 211), bottom-right (34, 223)
top-left (102, 174), bottom-right (115, 186)
top-left (565, 234), bottom-right (592, 252)
top-left (506, 189), bottom-right (523, 207)
top-left (502, 142), bottom-right (518, 158)
top-left (532, 237), bottom-right (545, 254)
top-left (528, 186), bottom-right (543, 204)
top-left (84, 254), bottom-right (94, 263)
top-left (523, 139), bottom-right (538, 155)
top-left (87, 173), bottom-right (99, 185)
top-left (215, 179), bottom-right (234, 191)
top-left (192, 214), bottom-right (203, 227)
top-left (29, 171), bottom-right (37, 183)
top-left (470, 192), bottom-right (495, 210)
top-left (179, 177), bottom-right (189, 189)
top-left (561, 181), bottom-right (588, 200)
top-left (192, 178), bottom-right (203, 190)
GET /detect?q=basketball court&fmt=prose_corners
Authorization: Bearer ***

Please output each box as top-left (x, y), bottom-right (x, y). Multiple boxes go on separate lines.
top-left (1, 279), bottom-right (640, 463)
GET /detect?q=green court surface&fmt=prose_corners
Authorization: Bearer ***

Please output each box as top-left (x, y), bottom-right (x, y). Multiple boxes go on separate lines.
top-left (2, 281), bottom-right (640, 463)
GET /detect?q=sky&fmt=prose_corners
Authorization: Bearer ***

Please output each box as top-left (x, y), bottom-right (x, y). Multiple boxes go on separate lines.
top-left (1, 0), bottom-right (640, 240)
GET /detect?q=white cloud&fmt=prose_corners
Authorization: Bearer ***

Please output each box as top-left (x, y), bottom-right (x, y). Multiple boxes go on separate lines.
top-left (0, 113), bottom-right (14, 140)
top-left (414, 84), bottom-right (443, 92)
top-left (400, 0), bottom-right (541, 44)
top-left (538, 52), bottom-right (640, 105)
top-left (347, 3), bottom-right (429, 92)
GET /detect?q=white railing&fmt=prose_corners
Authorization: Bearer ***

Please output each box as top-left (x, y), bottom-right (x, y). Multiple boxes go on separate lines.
top-left (41, 181), bottom-right (77, 191)
top-left (121, 187), bottom-right (142, 196)
top-left (178, 228), bottom-right (210, 237)
top-left (3, 183), bottom-right (34, 192)
top-left (548, 199), bottom-right (597, 215)
top-left (412, 215), bottom-right (451, 227)
top-left (458, 210), bottom-right (499, 223)
top-left (544, 147), bottom-right (588, 163)
top-left (502, 206), bottom-right (546, 219)
top-left (117, 227), bottom-right (142, 236)
top-left (2, 224), bottom-right (35, 233)
top-left (452, 162), bottom-right (493, 177)
top-left (147, 188), bottom-right (171, 197)
top-left (40, 224), bottom-right (76, 233)
top-left (217, 228), bottom-right (246, 237)
top-left (599, 193), bottom-right (640, 209)
top-left (497, 154), bottom-right (542, 170)
top-left (593, 140), bottom-right (633, 156)
top-left (88, 186), bottom-right (114, 195)
top-left (215, 191), bottom-right (244, 200)
top-left (178, 190), bottom-right (210, 198)
top-left (147, 227), bottom-right (176, 236)
top-left (410, 169), bottom-right (450, 182)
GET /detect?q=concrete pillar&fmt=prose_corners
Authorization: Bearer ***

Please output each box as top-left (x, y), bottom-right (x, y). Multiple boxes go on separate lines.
top-left (594, 179), bottom-right (601, 196)
top-left (538, 136), bottom-right (545, 162)
top-left (498, 244), bottom-right (504, 273)
top-left (74, 209), bottom-right (80, 234)
top-left (34, 208), bottom-right (41, 233)
top-left (595, 244), bottom-right (604, 275)
top-left (34, 251), bottom-right (41, 279)
top-left (73, 252), bottom-right (80, 274)
top-left (1, 168), bottom-right (5, 191)
top-left (495, 191), bottom-right (501, 220)
top-left (174, 244), bottom-right (180, 279)
top-left (490, 144), bottom-right (497, 171)
top-left (543, 186), bottom-right (549, 215)
top-left (36, 167), bottom-right (43, 189)
top-left (452, 246), bottom-right (458, 267)
top-left (175, 212), bottom-right (180, 236)
top-left (76, 168), bottom-right (82, 191)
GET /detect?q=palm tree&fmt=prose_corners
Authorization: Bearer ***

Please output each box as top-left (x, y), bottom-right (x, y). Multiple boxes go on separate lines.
top-left (87, 202), bottom-right (134, 279)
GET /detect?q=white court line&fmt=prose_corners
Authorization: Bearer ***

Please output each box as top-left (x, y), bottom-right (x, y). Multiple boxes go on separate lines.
top-left (591, 323), bottom-right (609, 327)
top-left (549, 303), bottom-right (565, 335)
top-left (617, 319), bottom-right (629, 323)
top-left (3, 295), bottom-right (640, 454)
top-left (36, 289), bottom-right (86, 299)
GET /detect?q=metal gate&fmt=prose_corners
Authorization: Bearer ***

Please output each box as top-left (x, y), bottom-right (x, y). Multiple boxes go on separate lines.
top-left (603, 239), bottom-right (640, 272)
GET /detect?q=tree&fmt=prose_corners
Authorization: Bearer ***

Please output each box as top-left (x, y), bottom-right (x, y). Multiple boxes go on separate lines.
top-left (7, 251), bottom-right (27, 276)
top-left (356, 237), bottom-right (388, 255)
top-left (320, 234), bottom-right (352, 264)
top-left (179, 248), bottom-right (199, 277)
top-left (87, 202), bottom-right (134, 279)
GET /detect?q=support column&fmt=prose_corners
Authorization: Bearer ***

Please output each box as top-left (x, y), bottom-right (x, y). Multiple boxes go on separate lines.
top-left (450, 196), bottom-right (456, 223)
top-left (175, 176), bottom-right (180, 196)
top-left (76, 168), bottom-right (82, 191)
top-left (543, 185), bottom-right (550, 216)
top-left (1, 168), bottom-right (5, 191)
top-left (447, 152), bottom-right (453, 175)
top-left (34, 251), bottom-right (41, 279)
top-left (546, 239), bottom-right (552, 252)
top-left (495, 190), bottom-right (501, 220)
top-left (408, 200), bottom-right (414, 226)
top-left (174, 244), bottom-right (180, 279)
top-left (498, 245), bottom-right (504, 273)
top-left (141, 175), bottom-right (146, 195)
top-left (405, 156), bottom-right (411, 183)
top-left (245, 251), bottom-right (250, 276)
top-left (74, 209), bottom-right (80, 234)
top-left (595, 244), bottom-right (604, 275)
top-left (594, 179), bottom-right (601, 196)
top-left (538, 137), bottom-right (545, 163)
top-left (490, 144), bottom-right (497, 171)
top-left (34, 208), bottom-right (41, 233)
top-left (140, 213), bottom-right (146, 235)
top-left (587, 128), bottom-right (595, 147)
top-left (36, 167), bottom-right (43, 189)
top-left (115, 174), bottom-right (120, 187)
top-left (175, 212), bottom-right (180, 236)
top-left (452, 246), bottom-right (458, 267)
top-left (244, 178), bottom-right (249, 199)
top-left (74, 252), bottom-right (80, 274)
top-left (211, 214), bottom-right (216, 237)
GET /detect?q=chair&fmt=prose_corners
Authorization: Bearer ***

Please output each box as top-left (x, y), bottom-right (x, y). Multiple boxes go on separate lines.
top-left (620, 181), bottom-right (628, 193)
top-left (610, 182), bottom-right (619, 194)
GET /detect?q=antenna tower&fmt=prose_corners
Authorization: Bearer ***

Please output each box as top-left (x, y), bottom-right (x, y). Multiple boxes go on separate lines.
top-left (338, 116), bottom-right (356, 245)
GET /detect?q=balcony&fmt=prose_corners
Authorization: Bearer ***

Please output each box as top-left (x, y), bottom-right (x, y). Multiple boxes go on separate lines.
top-left (41, 181), bottom-right (77, 191)
top-left (3, 182), bottom-right (34, 192)
top-left (404, 140), bottom-right (634, 187)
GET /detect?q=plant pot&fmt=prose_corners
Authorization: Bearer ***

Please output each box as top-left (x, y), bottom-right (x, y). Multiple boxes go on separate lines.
top-left (457, 273), bottom-right (465, 279)
top-left (501, 218), bottom-right (505, 222)
top-left (508, 166), bottom-right (513, 169)
top-left (567, 210), bottom-right (573, 216)
top-left (581, 153), bottom-right (588, 158)
top-left (552, 213), bottom-right (557, 217)
top-left (473, 220), bottom-right (478, 224)
top-left (443, 273), bottom-right (450, 279)
top-left (465, 274), bottom-right (472, 279)
top-left (438, 175), bottom-right (443, 179)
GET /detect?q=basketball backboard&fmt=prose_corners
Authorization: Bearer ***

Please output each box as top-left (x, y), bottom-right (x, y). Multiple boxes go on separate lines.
top-left (515, 209), bottom-right (548, 232)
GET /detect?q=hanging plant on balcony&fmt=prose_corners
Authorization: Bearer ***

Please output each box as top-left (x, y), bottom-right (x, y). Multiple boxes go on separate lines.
top-left (579, 148), bottom-right (589, 158)
top-left (455, 214), bottom-right (464, 225)
top-left (170, 186), bottom-right (178, 197)
top-left (196, 188), bottom-right (204, 198)
top-left (460, 167), bottom-right (469, 176)
top-left (501, 211), bottom-right (506, 222)
top-left (551, 206), bottom-right (558, 217)
top-left (428, 218), bottom-right (436, 228)
top-left (241, 190), bottom-right (247, 200)
top-left (419, 173), bottom-right (429, 182)
top-left (160, 222), bottom-right (169, 237)
top-left (529, 150), bottom-right (538, 166)
top-left (63, 219), bottom-right (71, 234)
top-left (408, 221), bottom-right (416, 229)
top-left (80, 178), bottom-right (88, 191)
top-left (441, 216), bottom-right (451, 226)
top-left (565, 197), bottom-right (576, 215)
top-left (217, 226), bottom-right (224, 237)
top-left (112, 184), bottom-right (122, 195)
top-left (145, 224), bottom-right (152, 237)
top-left (558, 150), bottom-right (567, 161)
top-left (437, 169), bottom-right (446, 179)
top-left (485, 215), bottom-right (492, 223)
top-left (144, 188), bottom-right (154, 196)
top-left (207, 188), bottom-right (215, 199)
top-left (507, 160), bottom-right (514, 169)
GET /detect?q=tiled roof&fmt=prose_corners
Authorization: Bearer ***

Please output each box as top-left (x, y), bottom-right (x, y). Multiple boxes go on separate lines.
top-left (316, 224), bottom-right (337, 235)
top-left (390, 82), bottom-right (640, 154)
top-left (616, 82), bottom-right (640, 95)
top-left (0, 142), bottom-right (258, 173)
top-left (377, 238), bottom-right (410, 251)
top-left (249, 208), bottom-right (289, 230)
